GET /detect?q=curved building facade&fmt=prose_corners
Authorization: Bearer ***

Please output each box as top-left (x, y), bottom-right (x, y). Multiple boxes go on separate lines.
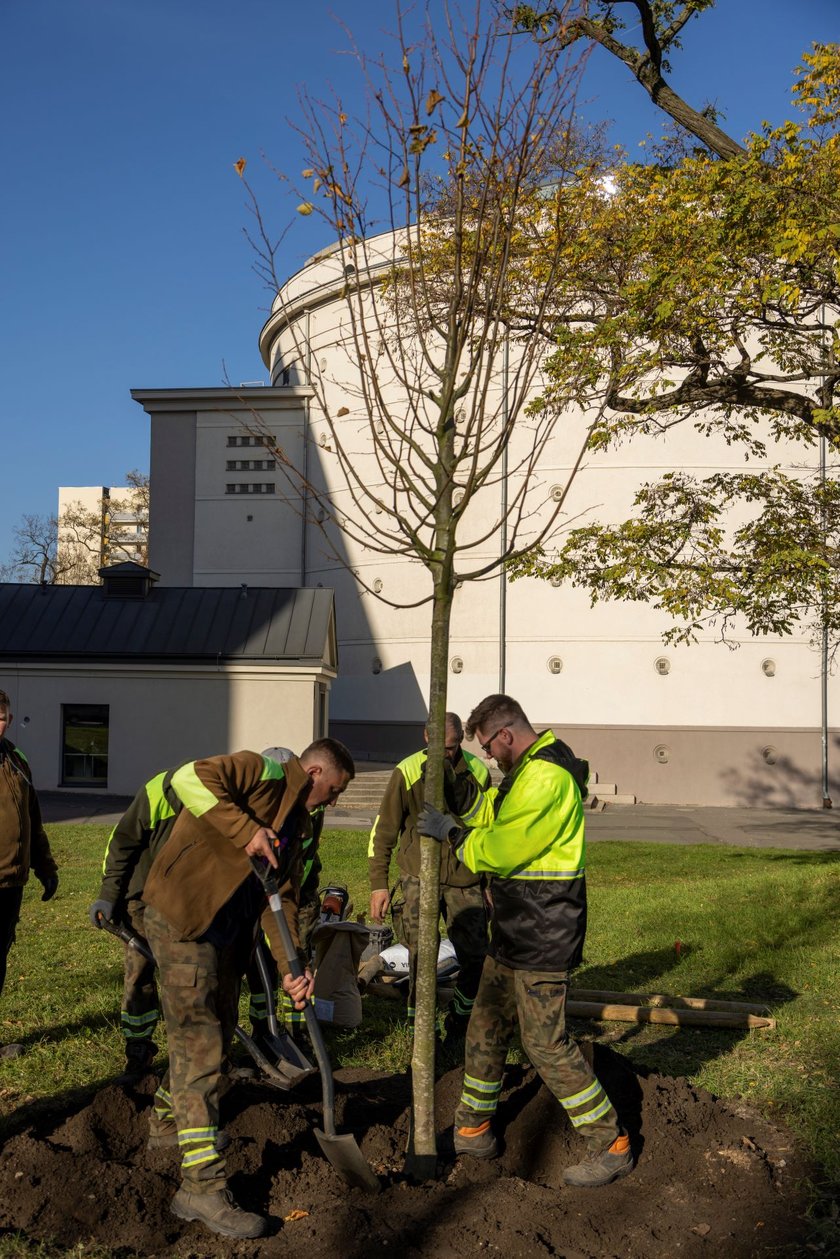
top-left (136, 229), bottom-right (837, 807)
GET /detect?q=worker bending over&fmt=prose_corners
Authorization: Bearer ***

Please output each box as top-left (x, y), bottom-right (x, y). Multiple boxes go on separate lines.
top-left (114, 741), bottom-right (352, 1239)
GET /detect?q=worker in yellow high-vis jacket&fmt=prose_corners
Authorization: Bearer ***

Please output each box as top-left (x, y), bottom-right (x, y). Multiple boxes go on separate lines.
top-left (419, 694), bottom-right (633, 1189)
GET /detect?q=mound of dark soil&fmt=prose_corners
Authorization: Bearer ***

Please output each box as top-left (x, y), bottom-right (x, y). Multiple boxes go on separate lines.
top-left (0, 1046), bottom-right (810, 1258)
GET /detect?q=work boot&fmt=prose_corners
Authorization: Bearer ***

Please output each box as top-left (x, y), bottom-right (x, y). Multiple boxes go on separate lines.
top-left (454, 1120), bottom-right (498, 1159)
top-left (148, 1125), bottom-right (231, 1152)
top-left (170, 1185), bottom-right (267, 1239)
top-left (116, 1039), bottom-right (156, 1084)
top-left (562, 1134), bottom-right (633, 1187)
top-left (0, 1043), bottom-right (25, 1060)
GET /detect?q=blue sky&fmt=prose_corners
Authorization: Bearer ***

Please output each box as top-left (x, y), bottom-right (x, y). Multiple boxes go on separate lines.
top-left (1, 0), bottom-right (836, 568)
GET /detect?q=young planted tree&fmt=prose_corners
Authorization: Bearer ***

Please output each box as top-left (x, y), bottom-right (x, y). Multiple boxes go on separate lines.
top-left (239, 2), bottom-right (611, 1168)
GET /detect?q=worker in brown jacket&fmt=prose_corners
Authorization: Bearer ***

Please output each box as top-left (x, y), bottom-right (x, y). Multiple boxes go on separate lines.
top-left (141, 739), bottom-right (354, 1241)
top-left (0, 688), bottom-right (58, 1060)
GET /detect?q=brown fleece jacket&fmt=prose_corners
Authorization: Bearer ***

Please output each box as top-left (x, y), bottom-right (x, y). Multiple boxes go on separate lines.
top-left (141, 751), bottom-right (312, 974)
top-left (0, 739), bottom-right (57, 890)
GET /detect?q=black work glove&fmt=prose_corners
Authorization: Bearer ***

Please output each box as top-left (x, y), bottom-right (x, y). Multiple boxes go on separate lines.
top-left (40, 874), bottom-right (59, 903)
top-left (89, 897), bottom-right (115, 927)
top-left (417, 804), bottom-right (463, 845)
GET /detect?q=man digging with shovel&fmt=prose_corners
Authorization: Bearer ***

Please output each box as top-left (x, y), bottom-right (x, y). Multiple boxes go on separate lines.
top-left (139, 740), bottom-right (353, 1240)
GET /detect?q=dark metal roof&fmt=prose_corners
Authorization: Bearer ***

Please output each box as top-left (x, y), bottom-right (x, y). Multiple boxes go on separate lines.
top-left (0, 583), bottom-right (337, 668)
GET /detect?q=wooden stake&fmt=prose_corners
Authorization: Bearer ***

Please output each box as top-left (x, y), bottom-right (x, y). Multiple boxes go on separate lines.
top-left (567, 1000), bottom-right (775, 1030)
top-left (570, 988), bottom-right (772, 1016)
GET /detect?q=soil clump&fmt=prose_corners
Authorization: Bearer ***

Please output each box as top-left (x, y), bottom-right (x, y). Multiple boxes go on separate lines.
top-left (0, 1046), bottom-right (811, 1257)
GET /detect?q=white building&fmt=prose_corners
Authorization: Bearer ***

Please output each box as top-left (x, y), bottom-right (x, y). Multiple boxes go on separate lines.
top-left (57, 484), bottom-right (148, 581)
top-left (0, 564), bottom-right (337, 794)
top-left (131, 230), bottom-right (837, 808)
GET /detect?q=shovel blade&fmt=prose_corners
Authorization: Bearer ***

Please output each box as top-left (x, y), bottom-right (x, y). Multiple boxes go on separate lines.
top-left (314, 1128), bottom-right (380, 1193)
top-left (263, 1030), bottom-right (315, 1076)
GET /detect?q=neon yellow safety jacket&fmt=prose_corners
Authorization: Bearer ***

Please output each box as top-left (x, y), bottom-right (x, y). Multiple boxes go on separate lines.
top-left (454, 730), bottom-right (587, 971)
top-left (368, 747), bottom-right (490, 892)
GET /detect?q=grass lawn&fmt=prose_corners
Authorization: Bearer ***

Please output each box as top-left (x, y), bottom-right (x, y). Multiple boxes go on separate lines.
top-left (0, 824), bottom-right (837, 1252)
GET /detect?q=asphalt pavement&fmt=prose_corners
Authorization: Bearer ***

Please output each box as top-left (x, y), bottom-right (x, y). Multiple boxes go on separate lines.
top-left (40, 791), bottom-right (840, 851)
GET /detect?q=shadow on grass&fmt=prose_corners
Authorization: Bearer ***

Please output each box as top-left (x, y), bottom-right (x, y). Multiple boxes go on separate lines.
top-left (572, 860), bottom-right (840, 1086)
top-left (1, 1011), bottom-right (119, 1054)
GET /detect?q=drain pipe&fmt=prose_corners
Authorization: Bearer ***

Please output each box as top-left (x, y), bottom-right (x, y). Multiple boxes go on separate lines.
top-left (300, 307), bottom-right (311, 586)
top-left (498, 337), bottom-right (509, 695)
top-left (820, 304), bottom-right (832, 807)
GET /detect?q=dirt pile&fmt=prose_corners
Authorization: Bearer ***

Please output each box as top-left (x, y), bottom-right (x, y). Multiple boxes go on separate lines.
top-left (0, 1047), bottom-right (810, 1258)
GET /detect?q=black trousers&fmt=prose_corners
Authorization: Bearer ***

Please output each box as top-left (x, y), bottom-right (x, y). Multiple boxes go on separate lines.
top-left (0, 886), bottom-right (25, 1001)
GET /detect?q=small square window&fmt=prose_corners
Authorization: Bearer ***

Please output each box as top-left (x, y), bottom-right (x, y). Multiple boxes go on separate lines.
top-left (62, 704), bottom-right (109, 786)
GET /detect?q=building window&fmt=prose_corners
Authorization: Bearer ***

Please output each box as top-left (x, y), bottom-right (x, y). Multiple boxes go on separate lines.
top-left (315, 683), bottom-right (328, 738)
top-left (226, 434), bottom-right (273, 448)
top-left (225, 459), bottom-right (275, 471)
top-left (61, 704), bottom-right (109, 787)
top-left (224, 483), bottom-right (276, 495)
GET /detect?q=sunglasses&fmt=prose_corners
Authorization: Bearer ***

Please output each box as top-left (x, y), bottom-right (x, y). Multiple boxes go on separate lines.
top-left (479, 725), bottom-right (508, 756)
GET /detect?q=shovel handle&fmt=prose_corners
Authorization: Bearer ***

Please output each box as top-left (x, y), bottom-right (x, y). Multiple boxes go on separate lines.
top-left (250, 857), bottom-right (337, 1137)
top-left (253, 939), bottom-right (283, 1041)
top-left (99, 916), bottom-right (155, 962)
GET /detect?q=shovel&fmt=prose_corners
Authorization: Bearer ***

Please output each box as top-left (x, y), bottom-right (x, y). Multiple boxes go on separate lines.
top-left (99, 918), bottom-right (315, 1091)
top-left (251, 939), bottom-right (316, 1079)
top-left (250, 856), bottom-right (380, 1192)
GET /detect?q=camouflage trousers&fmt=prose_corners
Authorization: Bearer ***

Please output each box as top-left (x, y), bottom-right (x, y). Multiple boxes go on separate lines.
top-left (247, 894), bottom-right (320, 1035)
top-left (144, 904), bottom-right (246, 1191)
top-left (399, 876), bottom-right (488, 1023)
top-left (120, 901), bottom-right (159, 1055)
top-left (455, 954), bottom-right (620, 1154)
top-left (0, 886), bottom-right (23, 1001)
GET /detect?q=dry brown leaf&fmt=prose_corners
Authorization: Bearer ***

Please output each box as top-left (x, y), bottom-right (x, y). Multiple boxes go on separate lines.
top-left (233, 157), bottom-right (247, 177)
top-left (283, 1209), bottom-right (310, 1222)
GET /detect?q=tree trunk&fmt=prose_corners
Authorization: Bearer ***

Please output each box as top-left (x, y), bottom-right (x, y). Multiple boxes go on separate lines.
top-left (408, 568), bottom-right (453, 1173)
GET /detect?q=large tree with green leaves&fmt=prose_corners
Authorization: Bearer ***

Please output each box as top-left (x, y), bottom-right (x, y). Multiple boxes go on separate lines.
top-left (510, 9), bottom-right (840, 651)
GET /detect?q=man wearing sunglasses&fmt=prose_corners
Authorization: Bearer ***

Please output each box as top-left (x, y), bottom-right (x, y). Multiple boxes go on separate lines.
top-left (418, 694), bottom-right (632, 1189)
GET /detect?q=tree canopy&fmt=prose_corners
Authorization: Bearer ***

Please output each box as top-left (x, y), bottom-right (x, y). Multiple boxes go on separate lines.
top-left (513, 39), bottom-right (840, 648)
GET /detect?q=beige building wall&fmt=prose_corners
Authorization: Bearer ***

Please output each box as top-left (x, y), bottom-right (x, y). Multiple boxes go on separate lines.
top-left (1, 663), bottom-right (331, 795)
top-left (136, 388), bottom-right (310, 589)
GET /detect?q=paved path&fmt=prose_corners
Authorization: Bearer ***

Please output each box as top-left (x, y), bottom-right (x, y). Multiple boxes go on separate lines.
top-left (40, 791), bottom-right (840, 851)
top-left (585, 803), bottom-right (840, 852)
